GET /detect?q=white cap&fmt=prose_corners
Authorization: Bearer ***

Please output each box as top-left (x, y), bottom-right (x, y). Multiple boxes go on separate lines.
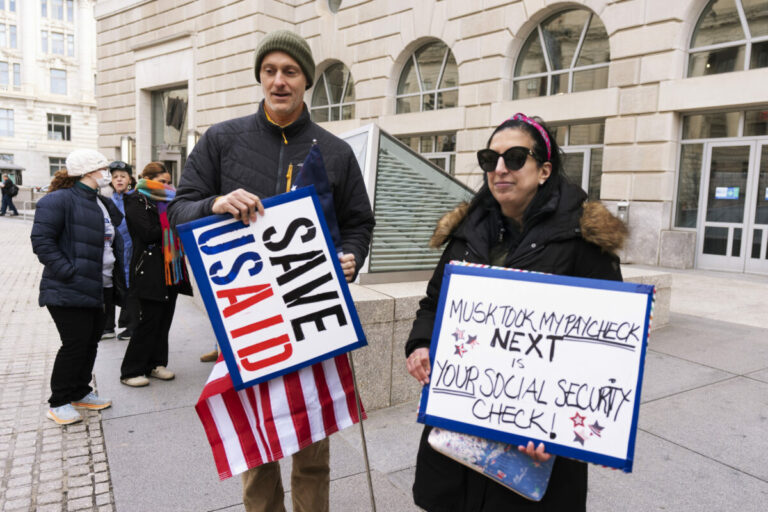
top-left (65, 149), bottom-right (109, 177)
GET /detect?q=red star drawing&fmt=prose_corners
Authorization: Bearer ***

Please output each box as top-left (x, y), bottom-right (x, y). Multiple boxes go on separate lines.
top-left (454, 344), bottom-right (467, 357)
top-left (452, 328), bottom-right (465, 341)
top-left (466, 334), bottom-right (478, 347)
top-left (570, 412), bottom-right (586, 427)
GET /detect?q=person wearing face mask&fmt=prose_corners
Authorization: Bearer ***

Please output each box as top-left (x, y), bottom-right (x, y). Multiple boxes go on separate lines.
top-left (31, 149), bottom-right (126, 425)
top-left (119, 162), bottom-right (192, 387)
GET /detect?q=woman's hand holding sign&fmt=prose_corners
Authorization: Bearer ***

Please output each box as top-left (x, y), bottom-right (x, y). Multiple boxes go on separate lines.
top-left (518, 440), bottom-right (552, 463)
top-left (212, 188), bottom-right (265, 225)
top-left (407, 347), bottom-right (431, 385)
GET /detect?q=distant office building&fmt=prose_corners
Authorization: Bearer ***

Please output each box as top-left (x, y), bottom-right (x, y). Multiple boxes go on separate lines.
top-left (94, 0), bottom-right (768, 275)
top-left (0, 0), bottom-right (98, 186)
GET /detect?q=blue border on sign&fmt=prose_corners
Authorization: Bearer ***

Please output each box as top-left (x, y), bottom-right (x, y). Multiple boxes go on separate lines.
top-left (416, 263), bottom-right (654, 473)
top-left (176, 186), bottom-right (367, 390)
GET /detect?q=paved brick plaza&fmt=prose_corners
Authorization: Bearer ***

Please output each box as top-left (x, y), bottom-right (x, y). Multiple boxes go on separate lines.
top-left (0, 219), bottom-right (115, 512)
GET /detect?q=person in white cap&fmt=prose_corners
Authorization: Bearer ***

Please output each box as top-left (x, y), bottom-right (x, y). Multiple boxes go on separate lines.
top-left (31, 149), bottom-right (127, 425)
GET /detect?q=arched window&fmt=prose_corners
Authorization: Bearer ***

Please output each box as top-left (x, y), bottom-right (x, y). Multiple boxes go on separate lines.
top-left (310, 62), bottom-right (355, 123)
top-left (513, 9), bottom-right (610, 99)
top-left (688, 0), bottom-right (768, 77)
top-left (396, 41), bottom-right (458, 113)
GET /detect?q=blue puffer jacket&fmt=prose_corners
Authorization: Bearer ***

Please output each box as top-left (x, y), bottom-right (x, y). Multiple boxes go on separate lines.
top-left (31, 184), bottom-right (126, 308)
top-left (111, 190), bottom-right (133, 287)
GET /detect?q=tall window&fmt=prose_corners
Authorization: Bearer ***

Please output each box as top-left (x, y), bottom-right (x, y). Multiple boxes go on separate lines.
top-left (51, 32), bottom-right (64, 55)
top-left (49, 157), bottom-right (66, 176)
top-left (0, 1), bottom-right (15, 12)
top-left (0, 24), bottom-right (5, 48)
top-left (67, 34), bottom-right (74, 56)
top-left (396, 41), bottom-right (458, 113)
top-left (47, 114), bottom-right (71, 141)
top-left (688, 0), bottom-right (768, 77)
top-left (0, 109), bottom-right (13, 137)
top-left (12, 63), bottom-right (19, 87)
top-left (310, 63), bottom-right (355, 122)
top-left (553, 122), bottom-right (605, 201)
top-left (52, 0), bottom-right (63, 20)
top-left (396, 133), bottom-right (457, 176)
top-left (0, 61), bottom-right (7, 87)
top-left (513, 9), bottom-right (610, 99)
top-left (41, 0), bottom-right (46, 17)
top-left (41, 31), bottom-right (48, 53)
top-left (66, 0), bottom-right (73, 21)
top-left (50, 69), bottom-right (66, 94)
top-left (9, 25), bottom-right (15, 48)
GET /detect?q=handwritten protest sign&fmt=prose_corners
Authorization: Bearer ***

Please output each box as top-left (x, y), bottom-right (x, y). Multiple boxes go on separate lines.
top-left (177, 187), bottom-right (366, 390)
top-left (418, 263), bottom-right (654, 472)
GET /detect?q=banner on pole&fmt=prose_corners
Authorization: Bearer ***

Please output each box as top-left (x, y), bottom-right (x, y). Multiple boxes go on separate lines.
top-left (177, 186), bottom-right (367, 390)
top-left (418, 262), bottom-right (654, 472)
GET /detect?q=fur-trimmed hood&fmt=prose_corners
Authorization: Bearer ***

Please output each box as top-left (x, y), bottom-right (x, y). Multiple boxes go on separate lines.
top-left (429, 198), bottom-right (627, 254)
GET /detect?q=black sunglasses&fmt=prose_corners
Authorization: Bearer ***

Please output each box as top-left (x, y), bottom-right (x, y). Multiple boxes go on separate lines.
top-left (477, 147), bottom-right (538, 173)
top-left (109, 161), bottom-right (128, 170)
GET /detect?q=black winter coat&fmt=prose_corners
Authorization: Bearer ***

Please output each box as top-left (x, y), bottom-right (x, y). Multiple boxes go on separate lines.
top-left (124, 192), bottom-right (192, 302)
top-left (31, 184), bottom-right (126, 308)
top-left (167, 101), bottom-right (375, 277)
top-left (406, 178), bottom-right (627, 512)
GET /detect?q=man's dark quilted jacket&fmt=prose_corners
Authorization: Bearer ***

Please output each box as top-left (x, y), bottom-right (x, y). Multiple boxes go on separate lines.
top-left (168, 101), bottom-right (374, 275)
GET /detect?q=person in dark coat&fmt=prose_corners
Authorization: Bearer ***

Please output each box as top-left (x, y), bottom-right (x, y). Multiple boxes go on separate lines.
top-left (120, 162), bottom-right (192, 387)
top-left (167, 29), bottom-right (374, 512)
top-left (104, 161), bottom-right (138, 341)
top-left (0, 173), bottom-right (19, 216)
top-left (31, 149), bottom-right (126, 425)
top-left (405, 114), bottom-right (627, 512)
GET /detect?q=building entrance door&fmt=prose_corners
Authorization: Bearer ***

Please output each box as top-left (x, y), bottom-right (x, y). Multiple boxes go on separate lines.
top-left (697, 142), bottom-right (767, 274)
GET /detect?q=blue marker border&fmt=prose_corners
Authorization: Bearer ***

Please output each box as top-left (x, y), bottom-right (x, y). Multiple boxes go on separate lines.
top-left (177, 186), bottom-right (367, 391)
top-left (416, 263), bottom-right (654, 473)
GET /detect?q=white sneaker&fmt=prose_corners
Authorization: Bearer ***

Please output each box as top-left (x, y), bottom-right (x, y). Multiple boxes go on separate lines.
top-left (121, 375), bottom-right (150, 387)
top-left (46, 404), bottom-right (83, 425)
top-left (71, 392), bottom-right (112, 410)
top-left (150, 366), bottom-right (175, 380)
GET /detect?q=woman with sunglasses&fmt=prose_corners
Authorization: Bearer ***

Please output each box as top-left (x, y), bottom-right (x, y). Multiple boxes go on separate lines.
top-left (405, 114), bottom-right (627, 511)
top-left (120, 162), bottom-right (192, 387)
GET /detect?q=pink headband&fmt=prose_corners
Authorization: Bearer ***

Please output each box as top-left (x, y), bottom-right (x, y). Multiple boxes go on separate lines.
top-left (508, 113), bottom-right (551, 161)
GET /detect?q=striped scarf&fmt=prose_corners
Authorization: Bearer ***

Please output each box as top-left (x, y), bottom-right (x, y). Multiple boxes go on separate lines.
top-left (136, 179), bottom-right (187, 286)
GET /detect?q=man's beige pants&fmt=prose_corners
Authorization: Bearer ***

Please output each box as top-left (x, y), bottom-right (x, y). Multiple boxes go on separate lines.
top-left (241, 438), bottom-right (330, 512)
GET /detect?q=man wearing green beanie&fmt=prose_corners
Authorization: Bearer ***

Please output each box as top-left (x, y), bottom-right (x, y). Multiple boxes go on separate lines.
top-left (169, 30), bottom-right (374, 512)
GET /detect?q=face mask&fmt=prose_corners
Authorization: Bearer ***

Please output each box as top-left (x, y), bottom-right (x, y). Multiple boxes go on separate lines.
top-left (96, 170), bottom-right (111, 188)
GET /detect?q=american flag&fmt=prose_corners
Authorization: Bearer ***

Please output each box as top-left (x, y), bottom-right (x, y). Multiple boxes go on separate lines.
top-left (196, 354), bottom-right (365, 480)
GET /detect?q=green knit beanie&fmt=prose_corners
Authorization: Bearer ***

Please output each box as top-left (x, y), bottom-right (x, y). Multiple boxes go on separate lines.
top-left (254, 30), bottom-right (315, 89)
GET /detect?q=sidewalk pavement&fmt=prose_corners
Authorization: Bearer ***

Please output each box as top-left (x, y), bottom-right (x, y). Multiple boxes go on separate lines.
top-left (1, 218), bottom-right (767, 511)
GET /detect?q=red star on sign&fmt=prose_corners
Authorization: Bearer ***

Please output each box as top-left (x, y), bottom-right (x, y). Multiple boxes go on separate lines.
top-left (454, 344), bottom-right (467, 357)
top-left (570, 412), bottom-right (586, 427)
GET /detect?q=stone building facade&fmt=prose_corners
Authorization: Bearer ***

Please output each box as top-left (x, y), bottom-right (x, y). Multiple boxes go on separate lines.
top-left (94, 0), bottom-right (768, 275)
top-left (0, 0), bottom-right (98, 187)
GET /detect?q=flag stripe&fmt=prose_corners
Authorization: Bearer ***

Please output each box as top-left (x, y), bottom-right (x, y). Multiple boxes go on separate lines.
top-left (336, 355), bottom-right (361, 422)
top-left (195, 399), bottom-right (232, 479)
top-left (222, 388), bottom-right (263, 468)
top-left (283, 371), bottom-right (312, 450)
top-left (243, 386), bottom-right (271, 462)
top-left (311, 362), bottom-right (338, 435)
top-left (258, 381), bottom-right (284, 460)
top-left (208, 394), bottom-right (248, 476)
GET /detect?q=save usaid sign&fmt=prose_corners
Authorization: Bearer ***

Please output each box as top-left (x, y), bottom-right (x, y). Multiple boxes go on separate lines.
top-left (419, 263), bottom-right (654, 472)
top-left (177, 187), bottom-right (366, 390)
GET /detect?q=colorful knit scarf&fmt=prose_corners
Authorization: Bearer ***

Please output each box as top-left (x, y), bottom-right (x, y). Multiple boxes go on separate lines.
top-left (136, 179), bottom-right (187, 286)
